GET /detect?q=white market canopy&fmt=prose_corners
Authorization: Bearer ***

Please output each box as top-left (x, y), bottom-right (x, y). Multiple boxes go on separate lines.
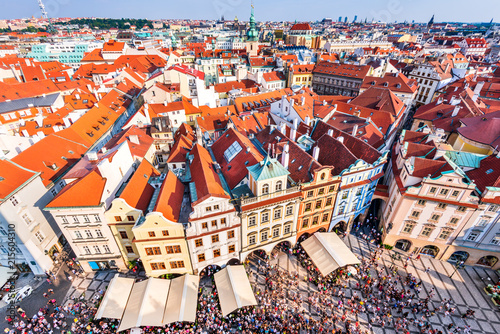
top-left (301, 232), bottom-right (361, 277)
top-left (96, 274), bottom-right (200, 331)
top-left (214, 265), bottom-right (257, 317)
top-left (117, 278), bottom-right (171, 331)
top-left (162, 274), bottom-right (200, 325)
top-left (95, 274), bottom-right (135, 320)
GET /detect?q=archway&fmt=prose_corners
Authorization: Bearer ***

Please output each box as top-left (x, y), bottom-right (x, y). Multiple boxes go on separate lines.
top-left (332, 221), bottom-right (347, 236)
top-left (297, 233), bottom-right (310, 245)
top-left (365, 198), bottom-right (386, 223)
top-left (199, 264), bottom-right (221, 278)
top-left (394, 239), bottom-right (412, 252)
top-left (245, 249), bottom-right (268, 264)
top-left (448, 251), bottom-right (469, 264)
top-left (476, 256), bottom-right (498, 267)
top-left (272, 241), bottom-right (292, 257)
top-left (420, 245), bottom-right (440, 258)
top-left (317, 227), bottom-right (327, 233)
top-left (227, 258), bottom-right (241, 266)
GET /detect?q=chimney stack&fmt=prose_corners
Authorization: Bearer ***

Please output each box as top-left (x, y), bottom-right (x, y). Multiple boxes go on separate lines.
top-left (338, 136), bottom-right (344, 144)
top-left (290, 128), bottom-right (297, 141)
top-left (452, 105), bottom-right (461, 117)
top-left (313, 145), bottom-right (320, 161)
top-left (327, 129), bottom-right (334, 136)
top-left (281, 143), bottom-right (290, 169)
top-left (301, 96), bottom-right (306, 106)
top-left (279, 122), bottom-right (286, 134)
top-left (292, 118), bottom-right (298, 130)
top-left (128, 134), bottom-right (140, 145)
top-left (352, 125), bottom-right (358, 136)
top-left (305, 115), bottom-right (310, 126)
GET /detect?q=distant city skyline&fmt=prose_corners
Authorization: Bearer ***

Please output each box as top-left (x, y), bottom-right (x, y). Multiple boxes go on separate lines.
top-left (1, 0), bottom-right (498, 23)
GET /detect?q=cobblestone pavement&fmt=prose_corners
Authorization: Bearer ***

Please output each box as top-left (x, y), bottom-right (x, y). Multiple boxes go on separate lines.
top-left (246, 234), bottom-right (500, 334)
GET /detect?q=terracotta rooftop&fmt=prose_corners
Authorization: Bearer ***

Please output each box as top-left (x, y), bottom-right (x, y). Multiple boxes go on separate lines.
top-left (120, 159), bottom-right (161, 213)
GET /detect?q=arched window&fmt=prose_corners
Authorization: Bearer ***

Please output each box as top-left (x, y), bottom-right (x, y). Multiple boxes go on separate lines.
top-left (275, 181), bottom-right (282, 192)
top-left (262, 184), bottom-right (269, 194)
top-left (320, 173), bottom-right (325, 180)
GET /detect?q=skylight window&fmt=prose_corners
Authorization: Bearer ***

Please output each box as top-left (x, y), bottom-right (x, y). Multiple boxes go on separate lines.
top-left (486, 169), bottom-right (494, 174)
top-left (224, 141), bottom-right (242, 162)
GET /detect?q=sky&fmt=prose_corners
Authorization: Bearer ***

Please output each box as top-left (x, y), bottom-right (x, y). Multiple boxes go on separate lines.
top-left (0, 0), bottom-right (498, 23)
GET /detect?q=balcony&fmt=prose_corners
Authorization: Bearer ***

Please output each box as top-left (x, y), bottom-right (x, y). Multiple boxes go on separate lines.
top-left (241, 186), bottom-right (300, 205)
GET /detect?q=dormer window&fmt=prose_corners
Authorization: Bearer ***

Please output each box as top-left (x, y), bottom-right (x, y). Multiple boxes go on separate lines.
top-left (262, 184), bottom-right (269, 194)
top-left (275, 181), bottom-right (283, 191)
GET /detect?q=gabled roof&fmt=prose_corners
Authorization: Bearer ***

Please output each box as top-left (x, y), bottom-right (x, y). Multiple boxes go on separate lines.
top-left (12, 133), bottom-right (88, 186)
top-left (0, 79), bottom-right (59, 103)
top-left (46, 170), bottom-right (106, 208)
top-left (104, 126), bottom-right (154, 161)
top-left (190, 144), bottom-right (229, 204)
top-left (408, 157), bottom-right (451, 178)
top-left (0, 158), bottom-right (38, 202)
top-left (247, 155), bottom-right (289, 181)
top-left (154, 171), bottom-right (185, 221)
top-left (119, 159), bottom-right (160, 213)
top-left (174, 122), bottom-right (195, 142)
top-left (167, 134), bottom-right (193, 164)
top-left (313, 62), bottom-right (371, 79)
top-left (262, 71), bottom-right (286, 83)
top-left (350, 86), bottom-right (404, 117)
top-left (211, 127), bottom-right (264, 189)
top-left (311, 121), bottom-right (381, 165)
top-left (167, 64), bottom-right (204, 80)
top-left (290, 23), bottom-right (312, 31)
top-left (314, 134), bottom-right (358, 175)
top-left (361, 73), bottom-right (418, 94)
top-left (466, 155), bottom-right (500, 193)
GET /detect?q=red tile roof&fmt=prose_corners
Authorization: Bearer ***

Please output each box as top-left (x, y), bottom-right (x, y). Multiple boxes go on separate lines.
top-left (0, 158), bottom-right (38, 201)
top-left (190, 144), bottom-right (230, 204)
top-left (350, 87), bottom-right (404, 117)
top-left (154, 171), bottom-right (185, 221)
top-left (290, 23), bottom-right (312, 31)
top-left (119, 159), bottom-right (160, 213)
top-left (466, 155), bottom-right (500, 193)
top-left (361, 73), bottom-right (418, 94)
top-left (457, 110), bottom-right (500, 149)
top-left (313, 62), bottom-right (371, 80)
top-left (104, 126), bottom-right (154, 161)
top-left (46, 170), bottom-right (106, 208)
top-left (211, 128), bottom-right (264, 189)
top-left (262, 71), bottom-right (286, 82)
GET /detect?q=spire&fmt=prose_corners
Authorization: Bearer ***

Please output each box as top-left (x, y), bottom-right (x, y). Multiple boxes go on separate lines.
top-left (246, 0), bottom-right (258, 41)
top-left (428, 14), bottom-right (435, 28)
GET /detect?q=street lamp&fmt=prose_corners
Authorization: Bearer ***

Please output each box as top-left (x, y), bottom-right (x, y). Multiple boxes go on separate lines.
top-left (449, 260), bottom-right (465, 279)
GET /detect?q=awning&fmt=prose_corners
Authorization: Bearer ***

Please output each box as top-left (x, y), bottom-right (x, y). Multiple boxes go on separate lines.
top-left (117, 278), bottom-right (171, 332)
top-left (95, 274), bottom-right (135, 320)
top-left (0, 266), bottom-right (14, 289)
top-left (301, 232), bottom-right (361, 277)
top-left (162, 274), bottom-right (199, 324)
top-left (214, 265), bottom-right (257, 317)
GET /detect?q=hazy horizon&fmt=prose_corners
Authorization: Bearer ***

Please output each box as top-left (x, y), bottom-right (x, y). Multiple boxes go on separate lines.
top-left (0, 0), bottom-right (498, 24)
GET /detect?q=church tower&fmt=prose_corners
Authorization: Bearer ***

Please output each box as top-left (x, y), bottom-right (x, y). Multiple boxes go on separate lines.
top-left (245, 1), bottom-right (259, 56)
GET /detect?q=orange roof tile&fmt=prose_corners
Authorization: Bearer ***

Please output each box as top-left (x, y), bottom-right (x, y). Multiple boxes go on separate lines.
top-left (46, 170), bottom-right (106, 208)
top-left (0, 158), bottom-right (38, 201)
top-left (120, 159), bottom-right (160, 213)
top-left (154, 171), bottom-right (185, 221)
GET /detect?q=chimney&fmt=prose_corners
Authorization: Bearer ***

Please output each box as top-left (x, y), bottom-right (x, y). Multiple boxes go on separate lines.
top-left (281, 143), bottom-right (290, 169)
top-left (128, 134), bottom-right (140, 145)
top-left (366, 117), bottom-right (371, 123)
top-left (472, 81), bottom-right (485, 102)
top-left (292, 118), bottom-right (298, 130)
top-left (101, 147), bottom-right (107, 154)
top-left (163, 100), bottom-right (168, 106)
top-left (86, 151), bottom-right (98, 161)
top-left (452, 105), bottom-right (461, 117)
top-left (327, 129), bottom-right (334, 137)
top-left (313, 146), bottom-right (320, 161)
top-left (305, 115), bottom-right (310, 126)
top-left (279, 122), bottom-right (286, 134)
top-left (352, 125), bottom-right (358, 136)
top-left (437, 96), bottom-right (443, 105)
top-left (75, 94), bottom-right (80, 100)
top-left (323, 100), bottom-right (327, 106)
top-left (301, 96), bottom-right (306, 106)
top-left (338, 136), bottom-right (344, 143)
top-left (290, 128), bottom-right (297, 142)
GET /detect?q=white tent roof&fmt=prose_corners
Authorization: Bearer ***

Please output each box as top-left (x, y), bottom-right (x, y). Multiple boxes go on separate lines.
top-left (301, 232), bottom-right (360, 277)
top-left (214, 265), bottom-right (257, 317)
top-left (95, 274), bottom-right (135, 320)
top-left (118, 278), bottom-right (171, 332)
top-left (162, 274), bottom-right (199, 324)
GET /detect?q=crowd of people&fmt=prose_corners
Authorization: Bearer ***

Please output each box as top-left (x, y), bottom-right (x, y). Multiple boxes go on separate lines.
top-left (2, 219), bottom-right (481, 334)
